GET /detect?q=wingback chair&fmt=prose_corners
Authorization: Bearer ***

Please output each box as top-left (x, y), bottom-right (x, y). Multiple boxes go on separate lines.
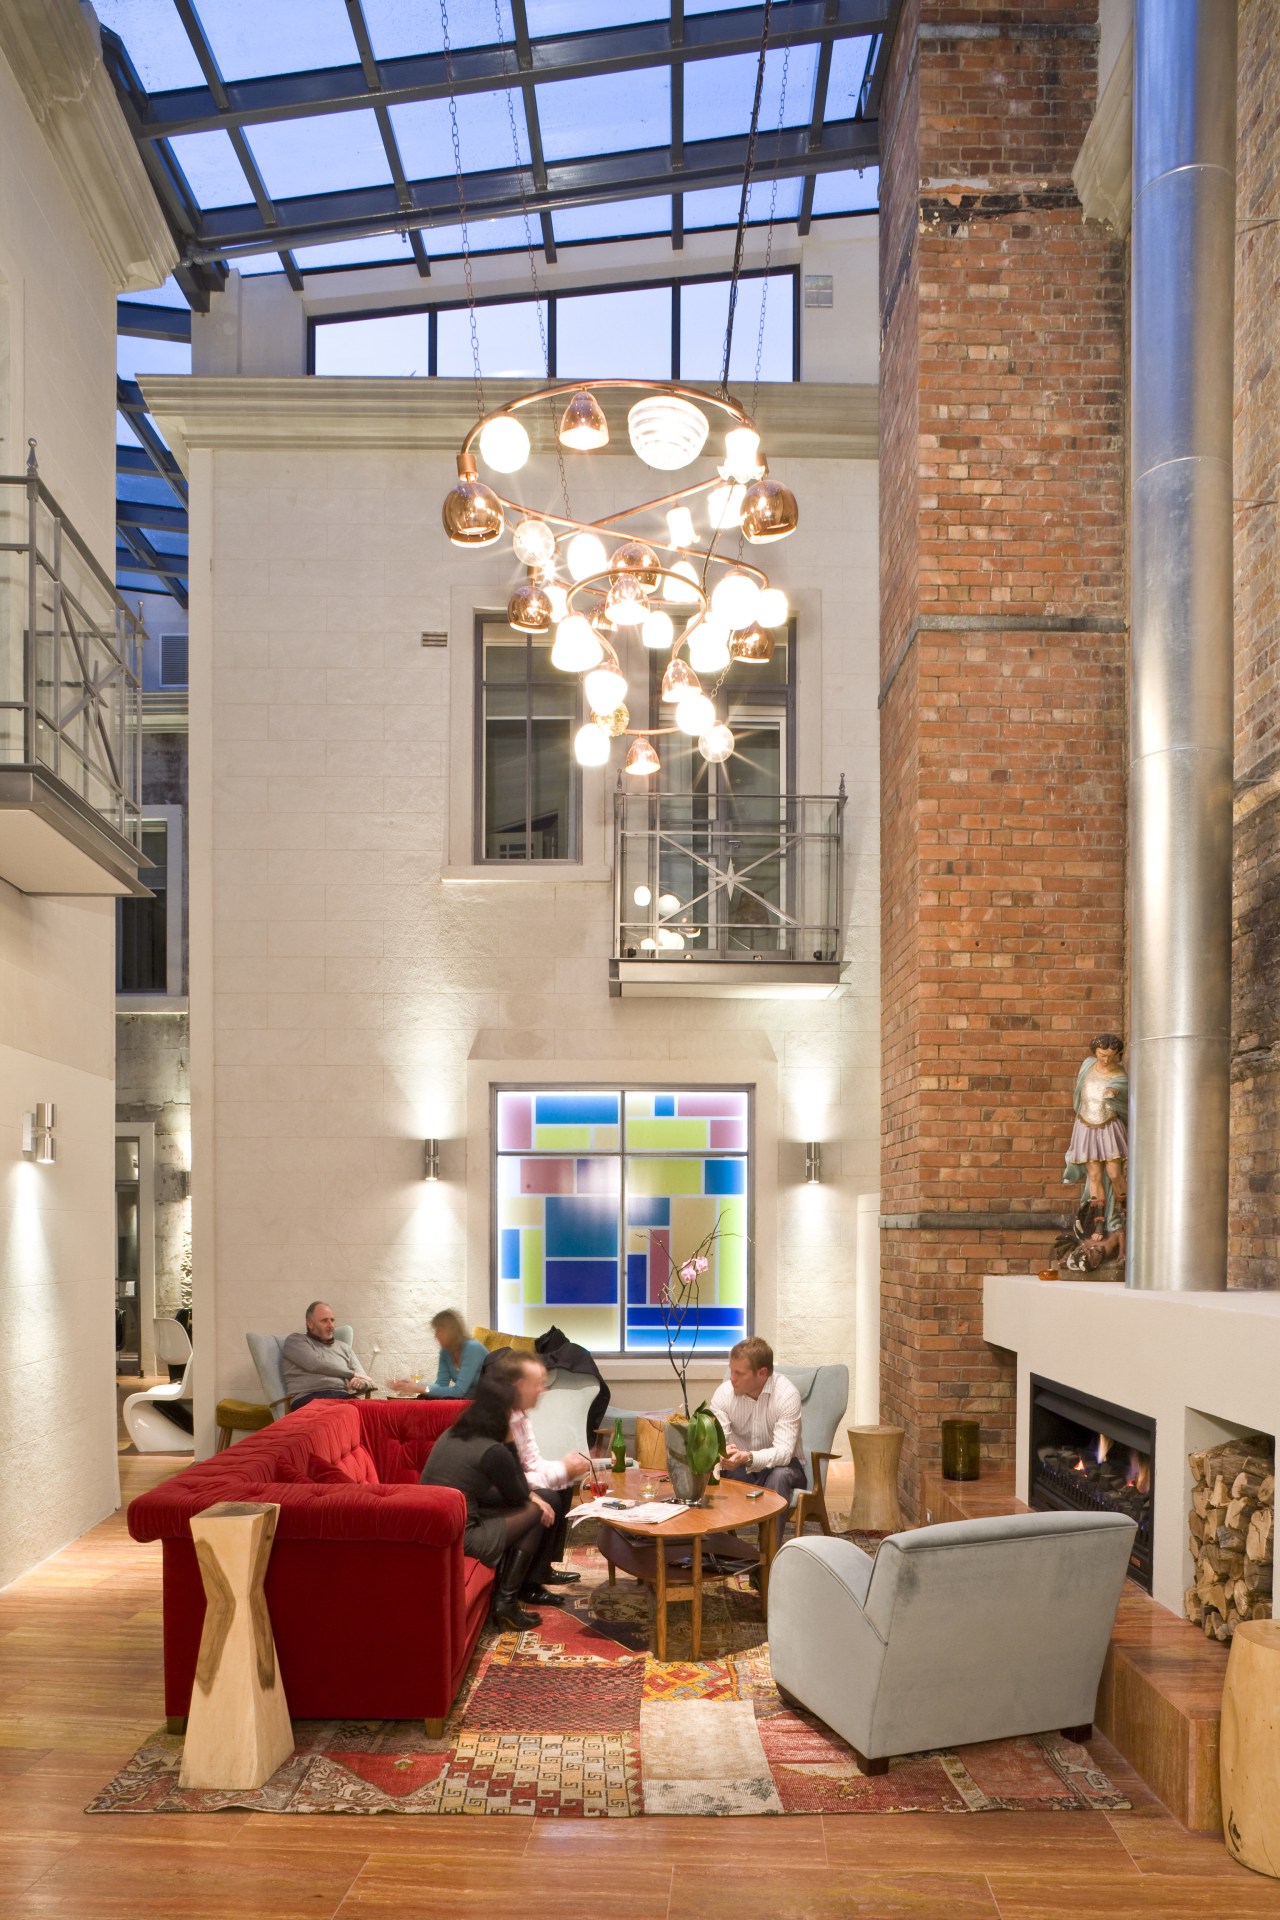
top-left (768, 1509), bottom-right (1136, 1773)
top-left (247, 1325), bottom-right (355, 1417)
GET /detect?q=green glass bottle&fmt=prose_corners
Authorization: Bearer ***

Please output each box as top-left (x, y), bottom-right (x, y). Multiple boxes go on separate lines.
top-left (610, 1416), bottom-right (626, 1475)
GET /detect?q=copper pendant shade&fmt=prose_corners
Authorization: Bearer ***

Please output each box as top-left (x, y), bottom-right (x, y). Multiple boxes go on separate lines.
top-left (739, 474), bottom-right (798, 544)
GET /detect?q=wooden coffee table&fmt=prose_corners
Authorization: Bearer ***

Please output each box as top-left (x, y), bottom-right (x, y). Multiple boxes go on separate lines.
top-left (592, 1467), bottom-right (787, 1660)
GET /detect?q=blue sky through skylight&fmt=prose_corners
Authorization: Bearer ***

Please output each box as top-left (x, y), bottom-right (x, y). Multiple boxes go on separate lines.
top-left (552, 197), bottom-right (671, 244)
top-left (812, 167), bottom-right (879, 215)
top-left (536, 66), bottom-right (671, 162)
top-left (685, 47), bottom-right (818, 143)
top-left (826, 37), bottom-right (874, 120)
top-left (313, 312), bottom-right (429, 377)
top-left (525, 0), bottom-right (666, 29)
top-left (117, 336), bottom-right (192, 380)
top-left (249, 110), bottom-right (393, 200)
top-left (196, 0), bottom-right (360, 79)
top-left (93, 0), bottom-right (206, 91)
top-left (292, 233), bottom-right (416, 269)
top-left (391, 90), bottom-right (529, 180)
top-left (167, 128), bottom-right (253, 207)
top-left (360, 0), bottom-right (514, 58)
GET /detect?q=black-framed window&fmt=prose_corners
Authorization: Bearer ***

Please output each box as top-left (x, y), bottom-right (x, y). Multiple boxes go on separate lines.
top-left (477, 618), bottom-right (581, 864)
top-left (310, 267), bottom-right (799, 383)
top-left (117, 817), bottom-right (175, 993)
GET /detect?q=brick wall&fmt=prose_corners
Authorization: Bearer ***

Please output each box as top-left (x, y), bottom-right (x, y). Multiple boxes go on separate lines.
top-left (1231, 3), bottom-right (1280, 1290)
top-left (878, 0), bottom-right (1128, 1513)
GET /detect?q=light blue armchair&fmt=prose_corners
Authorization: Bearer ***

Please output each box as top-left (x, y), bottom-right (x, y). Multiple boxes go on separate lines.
top-left (775, 1362), bottom-right (849, 1537)
top-left (768, 1509), bottom-right (1136, 1774)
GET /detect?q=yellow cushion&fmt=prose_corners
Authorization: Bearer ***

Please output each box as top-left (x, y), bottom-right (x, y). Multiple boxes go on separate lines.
top-left (472, 1324), bottom-right (539, 1354)
top-left (215, 1398), bottom-right (273, 1430)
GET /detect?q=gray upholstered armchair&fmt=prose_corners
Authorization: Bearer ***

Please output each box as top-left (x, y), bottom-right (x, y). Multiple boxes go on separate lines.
top-left (774, 1363), bottom-right (849, 1537)
top-left (768, 1509), bottom-right (1135, 1773)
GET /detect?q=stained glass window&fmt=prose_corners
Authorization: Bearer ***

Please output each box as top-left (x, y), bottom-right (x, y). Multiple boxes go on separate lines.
top-left (494, 1087), bottom-right (750, 1355)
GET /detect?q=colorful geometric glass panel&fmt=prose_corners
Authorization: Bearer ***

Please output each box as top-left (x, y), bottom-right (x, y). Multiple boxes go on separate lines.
top-left (495, 1088), bottom-right (749, 1354)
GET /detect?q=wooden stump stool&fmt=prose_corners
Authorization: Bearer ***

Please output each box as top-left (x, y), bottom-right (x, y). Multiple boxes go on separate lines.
top-left (179, 1500), bottom-right (293, 1791)
top-left (1220, 1618), bottom-right (1280, 1877)
top-left (846, 1425), bottom-right (905, 1533)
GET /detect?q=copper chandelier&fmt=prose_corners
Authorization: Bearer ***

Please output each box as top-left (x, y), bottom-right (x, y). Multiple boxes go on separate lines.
top-left (441, 378), bottom-right (798, 775)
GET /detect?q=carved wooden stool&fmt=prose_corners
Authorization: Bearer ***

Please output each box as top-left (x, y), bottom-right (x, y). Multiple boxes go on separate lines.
top-left (846, 1424), bottom-right (905, 1533)
top-left (1221, 1618), bottom-right (1280, 1877)
top-left (179, 1500), bottom-right (293, 1790)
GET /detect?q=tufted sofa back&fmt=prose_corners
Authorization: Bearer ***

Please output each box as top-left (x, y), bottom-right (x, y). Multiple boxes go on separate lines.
top-left (129, 1398), bottom-right (465, 1540)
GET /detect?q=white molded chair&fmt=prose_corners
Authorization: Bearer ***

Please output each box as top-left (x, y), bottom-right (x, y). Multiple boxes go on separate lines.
top-left (768, 1509), bottom-right (1136, 1774)
top-left (123, 1351), bottom-right (195, 1452)
top-left (247, 1325), bottom-right (354, 1418)
top-left (153, 1316), bottom-right (192, 1381)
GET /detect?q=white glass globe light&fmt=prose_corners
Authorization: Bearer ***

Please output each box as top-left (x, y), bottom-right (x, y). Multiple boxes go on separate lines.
top-left (755, 586), bottom-right (789, 628)
top-left (722, 425), bottom-right (763, 483)
top-left (640, 937), bottom-right (658, 951)
top-left (658, 892), bottom-right (680, 916)
top-left (545, 581), bottom-right (569, 622)
top-left (664, 559), bottom-right (701, 605)
top-left (512, 517), bottom-right (556, 568)
top-left (567, 531), bottom-right (608, 581)
top-left (666, 505), bottom-right (696, 548)
top-left (699, 723), bottom-right (735, 763)
top-left (478, 414), bottom-right (530, 474)
top-left (604, 576), bottom-right (649, 627)
top-left (707, 482), bottom-right (745, 530)
top-left (642, 609), bottom-right (675, 651)
top-left (675, 690), bottom-right (716, 737)
top-left (686, 616), bottom-right (731, 673)
top-left (574, 722), bottom-right (611, 767)
top-left (628, 395), bottom-right (709, 471)
top-left (657, 926), bottom-right (686, 951)
top-left (710, 569), bottom-right (761, 629)
top-left (633, 885), bottom-right (652, 907)
top-left (585, 663), bottom-right (628, 714)
top-left (551, 614), bottom-right (604, 673)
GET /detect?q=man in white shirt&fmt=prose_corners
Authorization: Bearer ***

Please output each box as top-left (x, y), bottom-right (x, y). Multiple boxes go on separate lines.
top-left (710, 1337), bottom-right (807, 1553)
top-left (498, 1353), bottom-right (593, 1605)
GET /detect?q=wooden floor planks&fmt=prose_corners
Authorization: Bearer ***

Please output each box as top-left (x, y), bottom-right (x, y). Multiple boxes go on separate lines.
top-left (0, 1455), bottom-right (1271, 1919)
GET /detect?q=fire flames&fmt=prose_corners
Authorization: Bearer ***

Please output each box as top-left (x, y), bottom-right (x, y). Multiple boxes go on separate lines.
top-left (1068, 1433), bottom-right (1151, 1494)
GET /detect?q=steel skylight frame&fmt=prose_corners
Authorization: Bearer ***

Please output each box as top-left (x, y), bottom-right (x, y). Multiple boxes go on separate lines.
top-left (99, 0), bottom-right (894, 307)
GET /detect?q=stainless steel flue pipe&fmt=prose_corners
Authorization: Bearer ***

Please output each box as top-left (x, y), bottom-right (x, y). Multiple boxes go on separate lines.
top-left (1127, 1), bottom-right (1236, 1291)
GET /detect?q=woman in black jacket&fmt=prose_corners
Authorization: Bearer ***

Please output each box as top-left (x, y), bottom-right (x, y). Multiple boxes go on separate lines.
top-left (420, 1376), bottom-right (551, 1631)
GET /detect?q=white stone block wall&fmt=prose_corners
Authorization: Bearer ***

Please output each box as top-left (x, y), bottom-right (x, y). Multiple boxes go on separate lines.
top-left (190, 431), bottom-right (879, 1429)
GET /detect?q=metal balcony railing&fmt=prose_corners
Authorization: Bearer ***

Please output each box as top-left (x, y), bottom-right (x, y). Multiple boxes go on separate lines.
top-left (613, 783), bottom-right (845, 968)
top-left (0, 447), bottom-right (143, 854)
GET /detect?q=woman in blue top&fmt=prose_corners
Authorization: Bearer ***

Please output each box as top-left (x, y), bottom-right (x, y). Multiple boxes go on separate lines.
top-left (424, 1309), bottom-right (487, 1398)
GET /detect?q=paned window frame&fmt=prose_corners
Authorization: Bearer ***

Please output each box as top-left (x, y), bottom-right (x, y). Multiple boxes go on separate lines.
top-left (475, 613), bottom-right (583, 865)
top-left (116, 804), bottom-right (186, 1006)
top-left (308, 265), bottom-right (801, 382)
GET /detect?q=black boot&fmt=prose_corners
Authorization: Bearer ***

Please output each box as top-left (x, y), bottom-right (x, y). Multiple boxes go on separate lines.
top-left (491, 1548), bottom-right (541, 1631)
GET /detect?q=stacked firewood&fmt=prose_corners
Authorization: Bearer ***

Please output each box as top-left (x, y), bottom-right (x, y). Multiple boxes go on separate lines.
top-left (1184, 1434), bottom-right (1274, 1641)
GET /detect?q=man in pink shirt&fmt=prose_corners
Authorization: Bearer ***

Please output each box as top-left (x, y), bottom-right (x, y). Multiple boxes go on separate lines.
top-left (498, 1353), bottom-right (593, 1605)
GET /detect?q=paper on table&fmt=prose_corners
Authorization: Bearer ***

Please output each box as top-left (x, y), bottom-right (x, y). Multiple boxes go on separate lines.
top-left (570, 1498), bottom-right (689, 1526)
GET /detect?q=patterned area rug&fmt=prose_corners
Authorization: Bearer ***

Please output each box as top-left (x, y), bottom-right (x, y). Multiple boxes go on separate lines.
top-left (88, 1541), bottom-right (1130, 1818)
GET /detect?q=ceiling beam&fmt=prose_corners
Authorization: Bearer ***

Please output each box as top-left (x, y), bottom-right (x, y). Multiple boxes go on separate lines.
top-left (345, 0), bottom-right (432, 278)
top-left (101, 1), bottom-right (889, 139)
top-left (117, 301), bottom-right (192, 341)
top-left (184, 118), bottom-right (878, 263)
top-left (117, 497), bottom-right (189, 535)
top-left (115, 523), bottom-right (190, 604)
top-left (117, 378), bottom-right (190, 506)
top-left (797, 0), bottom-right (838, 236)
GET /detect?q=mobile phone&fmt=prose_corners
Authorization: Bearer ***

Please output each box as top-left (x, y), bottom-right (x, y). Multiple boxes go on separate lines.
top-left (745, 1488), bottom-right (764, 1499)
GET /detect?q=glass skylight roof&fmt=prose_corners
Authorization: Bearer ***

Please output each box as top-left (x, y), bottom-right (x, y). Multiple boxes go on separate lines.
top-left (103, 0), bottom-right (891, 602)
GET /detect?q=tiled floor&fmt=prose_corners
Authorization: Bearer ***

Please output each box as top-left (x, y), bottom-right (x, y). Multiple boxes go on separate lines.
top-left (0, 1457), bottom-right (1273, 1919)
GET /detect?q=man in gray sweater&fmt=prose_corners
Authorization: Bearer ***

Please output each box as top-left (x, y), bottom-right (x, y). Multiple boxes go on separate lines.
top-left (281, 1301), bottom-right (374, 1409)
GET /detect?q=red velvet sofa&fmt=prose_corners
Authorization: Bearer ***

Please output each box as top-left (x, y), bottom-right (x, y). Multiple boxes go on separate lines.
top-left (128, 1398), bottom-right (492, 1734)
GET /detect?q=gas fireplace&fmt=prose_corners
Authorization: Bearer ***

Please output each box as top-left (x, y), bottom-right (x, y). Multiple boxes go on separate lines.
top-left (1029, 1376), bottom-right (1155, 1591)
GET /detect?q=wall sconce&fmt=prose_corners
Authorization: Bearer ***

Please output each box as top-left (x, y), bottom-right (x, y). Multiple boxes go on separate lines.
top-left (423, 1138), bottom-right (440, 1181)
top-left (22, 1103), bottom-right (57, 1164)
top-left (804, 1142), bottom-right (822, 1185)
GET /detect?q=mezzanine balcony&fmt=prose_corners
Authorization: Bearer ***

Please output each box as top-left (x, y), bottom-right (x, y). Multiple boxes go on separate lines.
top-left (0, 456), bottom-right (147, 895)
top-left (611, 785), bottom-right (846, 999)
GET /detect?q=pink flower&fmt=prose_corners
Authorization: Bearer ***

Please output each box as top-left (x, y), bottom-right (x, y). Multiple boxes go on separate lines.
top-left (678, 1260), bottom-right (697, 1284)
top-left (695, 1256), bottom-right (709, 1272)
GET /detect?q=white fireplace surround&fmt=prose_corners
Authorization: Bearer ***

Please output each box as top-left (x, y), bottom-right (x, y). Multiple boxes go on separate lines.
top-left (983, 1277), bottom-right (1280, 1613)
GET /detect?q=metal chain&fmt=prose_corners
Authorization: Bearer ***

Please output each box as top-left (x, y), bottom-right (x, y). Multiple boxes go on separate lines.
top-left (719, 0), bottom-right (773, 398)
top-left (492, 0), bottom-right (572, 522)
top-left (750, 33), bottom-right (790, 428)
top-left (440, 0), bottom-right (484, 416)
